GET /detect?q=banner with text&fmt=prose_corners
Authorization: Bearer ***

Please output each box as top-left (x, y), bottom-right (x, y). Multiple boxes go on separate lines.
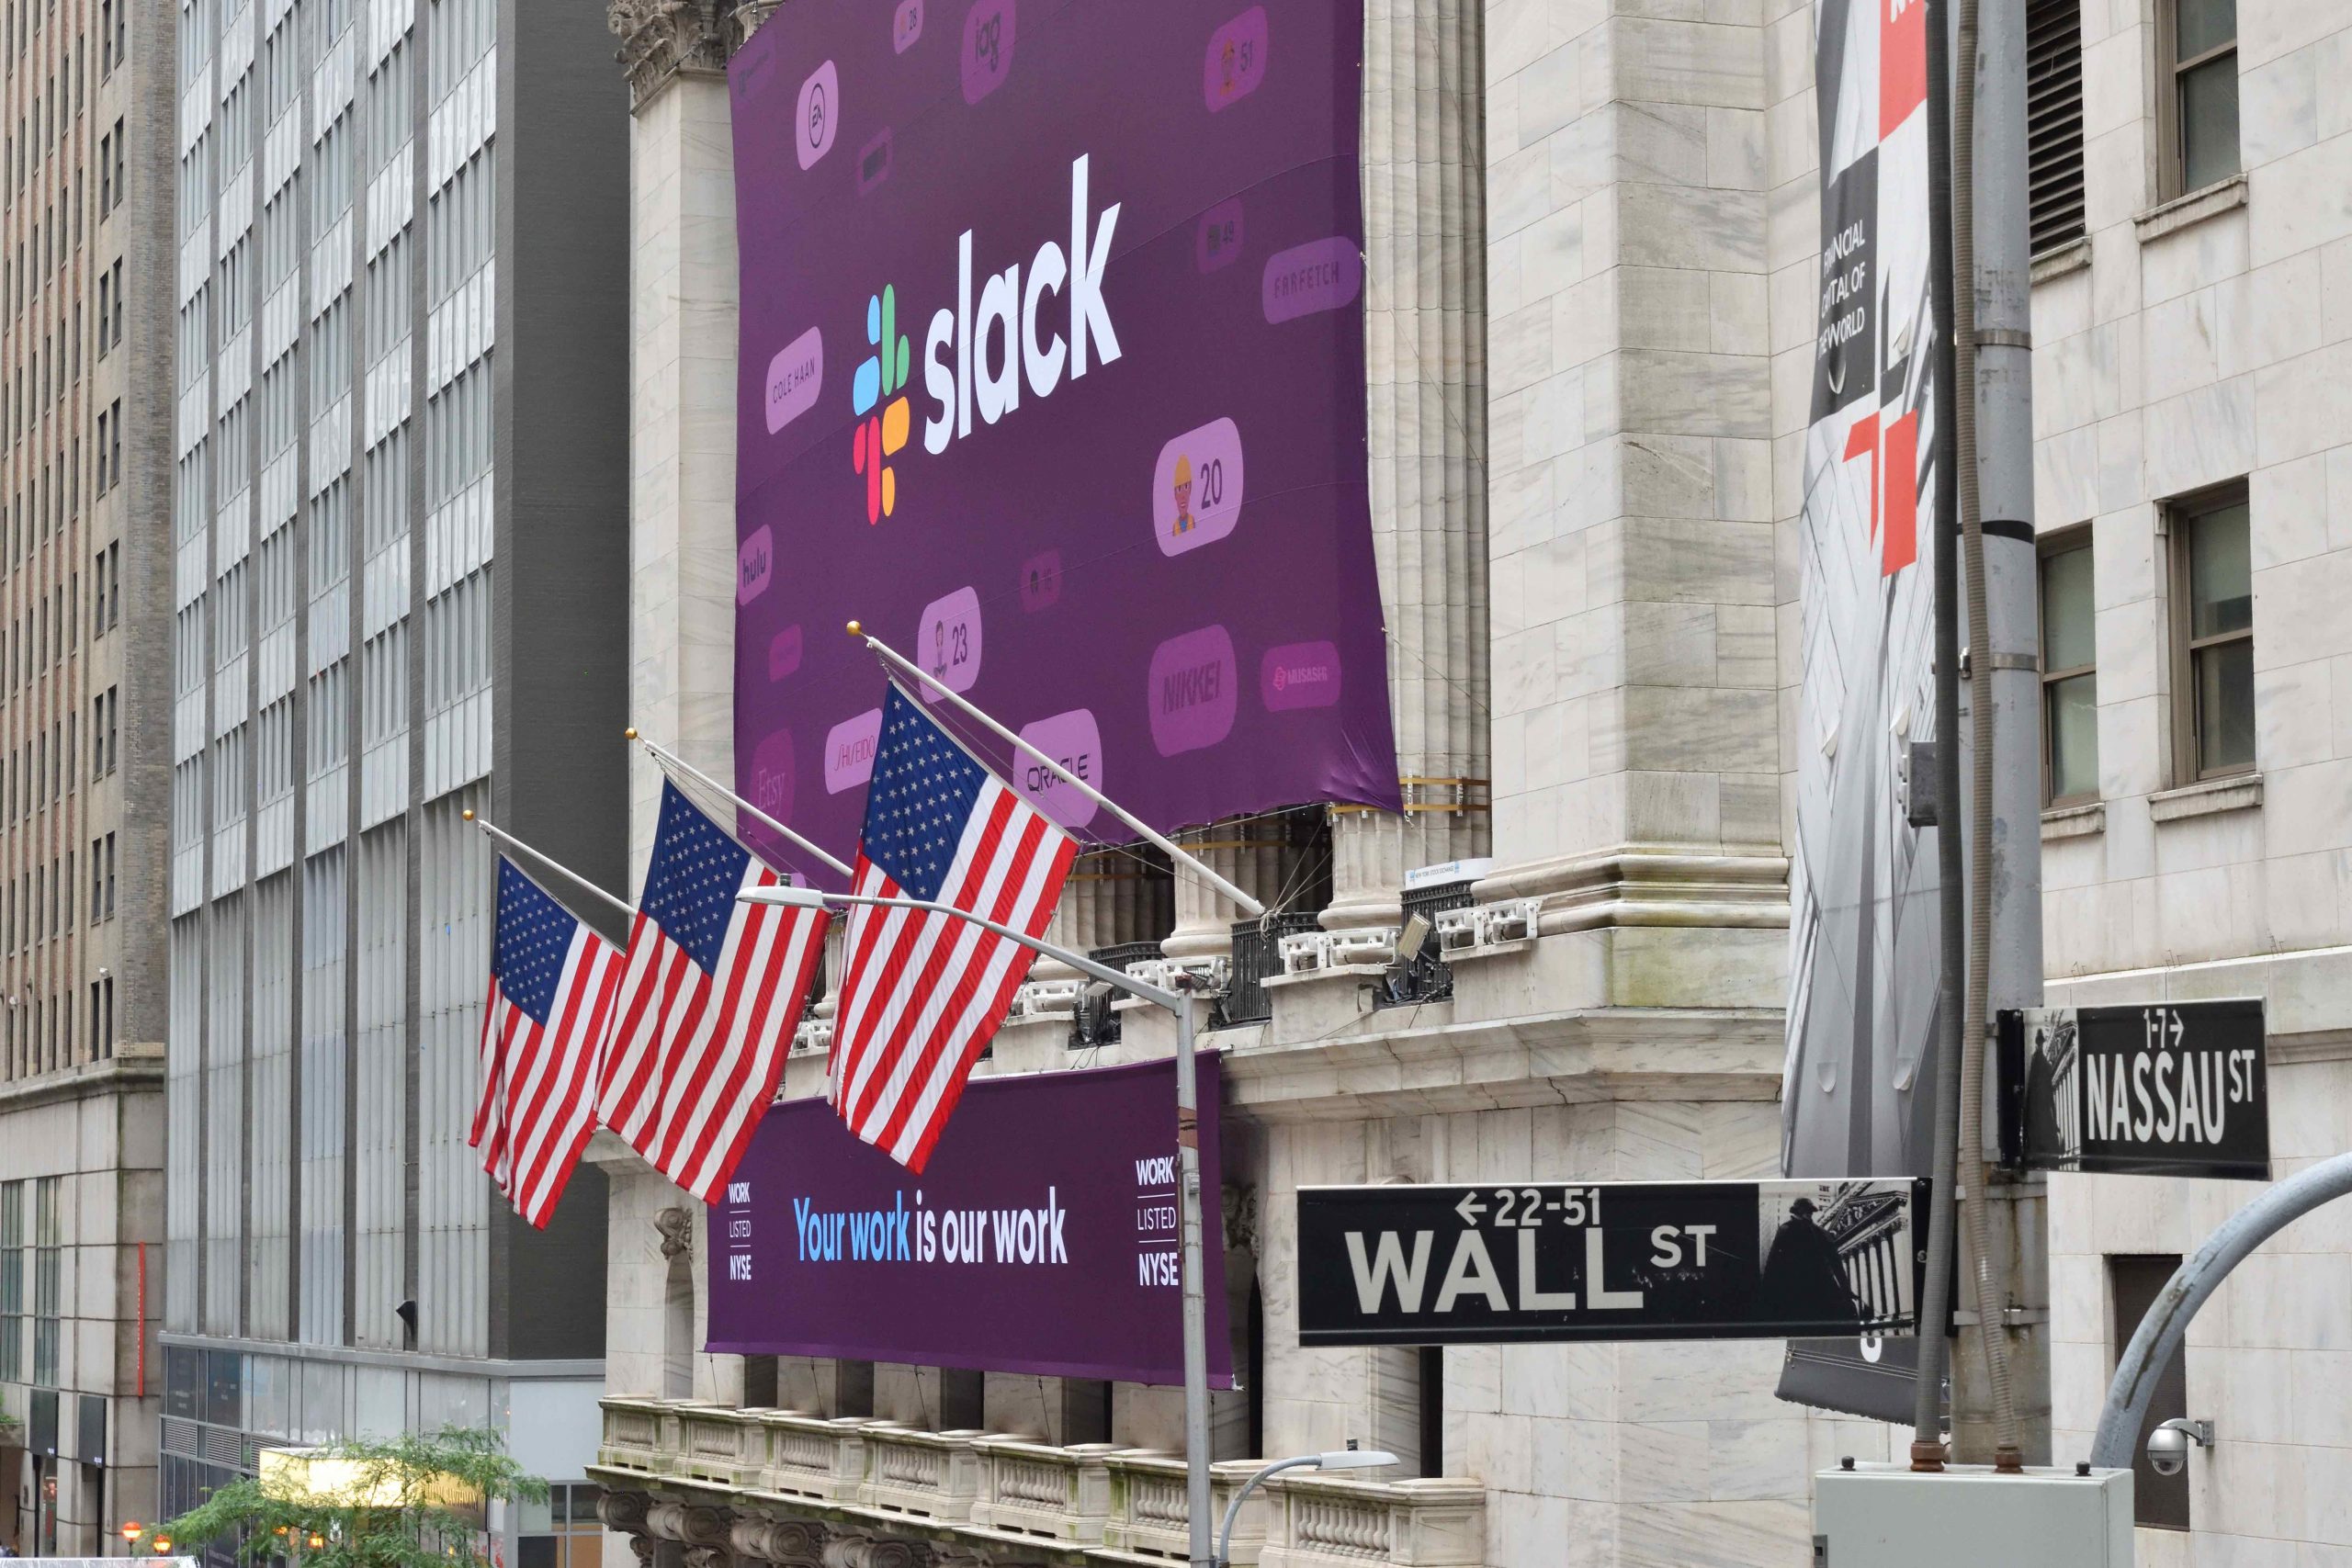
top-left (728, 1), bottom-right (1397, 858)
top-left (707, 1054), bottom-right (1233, 1387)
top-left (1779, 0), bottom-right (1952, 1423)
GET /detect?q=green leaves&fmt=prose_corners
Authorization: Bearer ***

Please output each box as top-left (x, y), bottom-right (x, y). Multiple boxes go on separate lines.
top-left (140, 1425), bottom-right (548, 1568)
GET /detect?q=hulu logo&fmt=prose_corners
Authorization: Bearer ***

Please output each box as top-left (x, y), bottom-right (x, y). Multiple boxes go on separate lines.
top-left (853, 286), bottom-right (912, 524)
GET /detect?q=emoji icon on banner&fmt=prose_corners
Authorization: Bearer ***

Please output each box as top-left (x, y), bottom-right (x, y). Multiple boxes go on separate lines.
top-left (1170, 455), bottom-right (1196, 537)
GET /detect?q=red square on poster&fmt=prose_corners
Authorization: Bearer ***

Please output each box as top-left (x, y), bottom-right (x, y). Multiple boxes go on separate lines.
top-left (1882, 411), bottom-right (1919, 575)
top-left (1882, 0), bottom-right (1928, 138)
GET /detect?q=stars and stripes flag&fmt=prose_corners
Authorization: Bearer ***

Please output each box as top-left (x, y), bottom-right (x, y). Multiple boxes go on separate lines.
top-left (470, 856), bottom-right (626, 1227)
top-left (831, 683), bottom-right (1079, 1170)
top-left (598, 779), bottom-right (829, 1201)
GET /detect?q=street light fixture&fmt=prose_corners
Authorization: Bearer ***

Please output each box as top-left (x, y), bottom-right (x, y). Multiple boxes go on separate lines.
top-left (1214, 1448), bottom-right (1399, 1567)
top-left (740, 882), bottom-right (1218, 1567)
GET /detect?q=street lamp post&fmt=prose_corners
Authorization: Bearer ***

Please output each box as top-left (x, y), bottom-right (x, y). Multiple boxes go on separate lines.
top-left (741, 885), bottom-right (1220, 1568)
top-left (1214, 1449), bottom-right (1398, 1567)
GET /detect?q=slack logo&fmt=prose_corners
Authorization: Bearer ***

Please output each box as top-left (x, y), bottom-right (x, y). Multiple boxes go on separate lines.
top-left (853, 286), bottom-right (912, 523)
top-left (921, 154), bottom-right (1121, 455)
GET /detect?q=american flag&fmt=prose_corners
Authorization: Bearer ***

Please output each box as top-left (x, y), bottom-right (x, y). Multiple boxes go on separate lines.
top-left (470, 856), bottom-right (625, 1228)
top-left (598, 780), bottom-right (828, 1201)
top-left (831, 683), bottom-right (1077, 1169)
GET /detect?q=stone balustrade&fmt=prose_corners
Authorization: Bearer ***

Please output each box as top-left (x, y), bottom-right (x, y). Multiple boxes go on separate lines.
top-left (594, 1397), bottom-right (1485, 1567)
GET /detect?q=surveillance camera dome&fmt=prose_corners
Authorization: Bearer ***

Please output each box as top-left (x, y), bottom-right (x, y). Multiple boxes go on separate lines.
top-left (2146, 1422), bottom-right (2191, 1477)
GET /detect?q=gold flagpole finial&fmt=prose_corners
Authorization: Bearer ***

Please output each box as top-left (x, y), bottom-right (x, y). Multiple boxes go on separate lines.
top-left (624, 728), bottom-right (639, 740)
top-left (845, 619), bottom-right (863, 637)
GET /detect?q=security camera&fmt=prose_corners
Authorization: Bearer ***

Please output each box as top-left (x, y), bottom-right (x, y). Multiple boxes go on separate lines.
top-left (2146, 1417), bottom-right (2212, 1477)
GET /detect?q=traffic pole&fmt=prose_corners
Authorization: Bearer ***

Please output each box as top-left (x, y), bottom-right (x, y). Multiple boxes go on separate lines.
top-left (1950, 0), bottom-right (2052, 1467)
top-left (1174, 987), bottom-right (1216, 1568)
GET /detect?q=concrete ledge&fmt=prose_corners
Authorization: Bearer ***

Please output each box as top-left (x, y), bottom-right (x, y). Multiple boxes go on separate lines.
top-left (2030, 235), bottom-right (2092, 285)
top-left (2041, 800), bottom-right (2106, 840)
top-left (2149, 772), bottom-right (2261, 822)
top-left (2133, 175), bottom-right (2248, 244)
top-left (0, 1047), bottom-right (164, 1113)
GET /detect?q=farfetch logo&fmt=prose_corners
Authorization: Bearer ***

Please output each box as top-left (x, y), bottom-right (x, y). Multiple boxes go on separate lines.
top-left (852, 286), bottom-right (912, 524)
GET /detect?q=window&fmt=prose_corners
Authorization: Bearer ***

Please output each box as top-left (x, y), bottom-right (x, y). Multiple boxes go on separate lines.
top-left (2168, 488), bottom-right (2254, 781)
top-left (517, 1484), bottom-right (606, 1568)
top-left (2161, 0), bottom-right (2237, 197)
top-left (32, 1175), bottom-right (58, 1384)
top-left (107, 116), bottom-right (123, 215)
top-left (0, 1181), bottom-right (22, 1373)
top-left (2111, 1254), bottom-right (2189, 1528)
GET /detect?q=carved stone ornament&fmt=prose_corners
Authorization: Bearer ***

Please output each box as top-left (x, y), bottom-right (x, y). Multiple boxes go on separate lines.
top-left (818, 1535), bottom-right (931, 1568)
top-left (607, 0), bottom-right (736, 107)
top-left (597, 1491), bottom-right (655, 1537)
top-left (730, 1517), bottom-right (830, 1568)
top-left (655, 1205), bottom-right (695, 1261)
top-left (647, 1502), bottom-right (734, 1550)
top-left (628, 1538), bottom-right (657, 1568)
top-left (683, 1548), bottom-right (729, 1568)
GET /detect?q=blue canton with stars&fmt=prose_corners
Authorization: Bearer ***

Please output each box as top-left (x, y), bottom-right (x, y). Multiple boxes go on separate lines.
top-left (495, 857), bottom-right (582, 1028)
top-left (641, 781), bottom-right (753, 975)
top-left (860, 686), bottom-right (988, 901)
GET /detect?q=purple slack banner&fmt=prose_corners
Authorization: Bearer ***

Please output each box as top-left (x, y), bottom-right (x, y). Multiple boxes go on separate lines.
top-left (706, 1054), bottom-right (1234, 1388)
top-left (727, 0), bottom-right (1397, 860)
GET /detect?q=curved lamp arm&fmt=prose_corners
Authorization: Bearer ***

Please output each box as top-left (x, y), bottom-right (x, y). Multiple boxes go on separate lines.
top-left (1216, 1458), bottom-right (1318, 1568)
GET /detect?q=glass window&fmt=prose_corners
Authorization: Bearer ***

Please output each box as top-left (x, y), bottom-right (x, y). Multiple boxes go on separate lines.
top-left (2174, 494), bottom-right (2254, 779)
top-left (0, 1180), bottom-right (23, 1378)
top-left (2165, 0), bottom-right (2237, 195)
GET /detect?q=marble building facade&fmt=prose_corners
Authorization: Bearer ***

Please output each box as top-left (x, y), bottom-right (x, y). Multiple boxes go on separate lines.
top-left (588, 0), bottom-right (2352, 1565)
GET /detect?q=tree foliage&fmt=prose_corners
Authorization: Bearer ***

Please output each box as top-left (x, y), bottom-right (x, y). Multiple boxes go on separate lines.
top-left (137, 1426), bottom-right (547, 1568)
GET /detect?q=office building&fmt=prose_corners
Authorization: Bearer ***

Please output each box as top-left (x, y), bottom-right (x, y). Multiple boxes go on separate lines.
top-left (162, 0), bottom-right (628, 1558)
top-left (0, 0), bottom-right (175, 1551)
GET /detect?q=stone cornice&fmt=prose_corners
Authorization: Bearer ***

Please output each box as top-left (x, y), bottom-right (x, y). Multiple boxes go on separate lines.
top-left (1221, 1006), bottom-right (1785, 1122)
top-left (1474, 847), bottom-right (1791, 934)
top-left (608, 0), bottom-right (738, 110)
top-left (0, 1044), bottom-right (164, 1115)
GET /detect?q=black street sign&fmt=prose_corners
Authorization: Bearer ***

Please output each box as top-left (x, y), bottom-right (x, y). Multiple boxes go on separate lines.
top-left (2002, 999), bottom-right (2269, 1180)
top-left (1296, 1178), bottom-right (1928, 1348)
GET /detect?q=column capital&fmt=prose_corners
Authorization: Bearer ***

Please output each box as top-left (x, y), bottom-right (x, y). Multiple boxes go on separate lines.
top-left (608, 0), bottom-right (748, 110)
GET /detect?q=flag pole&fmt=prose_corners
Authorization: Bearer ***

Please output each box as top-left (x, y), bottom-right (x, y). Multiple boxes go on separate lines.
top-left (463, 810), bottom-right (638, 924)
top-left (627, 730), bottom-right (856, 881)
top-left (851, 623), bottom-right (1267, 919)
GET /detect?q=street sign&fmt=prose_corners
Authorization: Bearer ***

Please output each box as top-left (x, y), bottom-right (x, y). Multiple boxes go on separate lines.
top-left (2001, 1000), bottom-right (2269, 1180)
top-left (1296, 1178), bottom-right (1928, 1347)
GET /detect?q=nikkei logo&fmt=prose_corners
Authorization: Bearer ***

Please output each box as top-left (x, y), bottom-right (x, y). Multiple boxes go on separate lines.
top-left (852, 285), bottom-right (912, 524)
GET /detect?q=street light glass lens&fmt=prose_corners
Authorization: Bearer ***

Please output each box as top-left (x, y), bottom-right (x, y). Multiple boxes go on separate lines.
top-left (741, 884), bottom-right (830, 910)
top-left (1313, 1449), bottom-right (1400, 1471)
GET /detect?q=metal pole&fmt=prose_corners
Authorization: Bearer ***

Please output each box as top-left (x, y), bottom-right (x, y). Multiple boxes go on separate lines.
top-left (1951, 0), bottom-right (2050, 1469)
top-left (853, 625), bottom-right (1266, 918)
top-left (1910, 0), bottom-right (1968, 1468)
top-left (1175, 990), bottom-right (1215, 1568)
top-left (2091, 1153), bottom-right (2352, 1467)
top-left (1215, 1457), bottom-right (1317, 1567)
top-left (628, 730), bottom-right (855, 879)
top-left (464, 810), bottom-right (637, 924)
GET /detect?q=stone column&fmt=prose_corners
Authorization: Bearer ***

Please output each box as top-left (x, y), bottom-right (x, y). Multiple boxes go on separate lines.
top-left (605, 0), bottom-right (752, 1420)
top-left (1470, 0), bottom-right (1788, 1002)
top-left (1324, 0), bottom-right (1492, 934)
top-left (609, 0), bottom-right (747, 893)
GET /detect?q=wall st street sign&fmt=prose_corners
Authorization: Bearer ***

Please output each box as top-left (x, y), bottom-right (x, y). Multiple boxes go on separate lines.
top-left (2002, 999), bottom-right (2269, 1180)
top-left (1296, 1179), bottom-right (1928, 1347)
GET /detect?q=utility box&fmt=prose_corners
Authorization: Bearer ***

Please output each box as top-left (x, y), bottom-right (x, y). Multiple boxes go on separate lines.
top-left (1814, 1463), bottom-right (2134, 1566)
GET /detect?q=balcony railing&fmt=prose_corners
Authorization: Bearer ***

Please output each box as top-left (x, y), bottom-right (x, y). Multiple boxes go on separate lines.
top-left (595, 1397), bottom-right (1485, 1567)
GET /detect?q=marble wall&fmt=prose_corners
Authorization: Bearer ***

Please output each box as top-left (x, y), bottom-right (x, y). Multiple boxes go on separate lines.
top-left (2025, 0), bottom-right (2352, 1562)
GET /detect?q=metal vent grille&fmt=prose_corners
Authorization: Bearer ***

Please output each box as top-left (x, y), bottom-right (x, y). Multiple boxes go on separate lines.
top-left (2027, 0), bottom-right (2086, 254)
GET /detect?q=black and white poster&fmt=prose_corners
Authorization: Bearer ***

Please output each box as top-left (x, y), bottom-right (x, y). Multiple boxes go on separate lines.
top-left (2005, 1001), bottom-right (2269, 1180)
top-left (1295, 1179), bottom-right (1926, 1348)
top-left (1780, 0), bottom-right (1952, 1423)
